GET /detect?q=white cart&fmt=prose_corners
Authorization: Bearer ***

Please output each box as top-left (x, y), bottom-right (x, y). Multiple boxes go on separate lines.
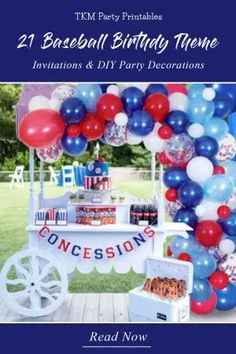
top-left (0, 149), bottom-right (192, 318)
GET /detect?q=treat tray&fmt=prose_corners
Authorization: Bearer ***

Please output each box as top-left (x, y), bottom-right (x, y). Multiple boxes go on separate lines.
top-left (68, 202), bottom-right (130, 207)
top-left (78, 187), bottom-right (115, 193)
top-left (27, 222), bottom-right (192, 233)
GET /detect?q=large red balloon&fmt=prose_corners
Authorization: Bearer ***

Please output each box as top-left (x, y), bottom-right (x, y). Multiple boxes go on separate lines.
top-left (144, 93), bottom-right (169, 123)
top-left (195, 220), bottom-right (223, 248)
top-left (96, 94), bottom-right (123, 121)
top-left (191, 291), bottom-right (217, 315)
top-left (19, 109), bottom-right (65, 149)
top-left (167, 84), bottom-right (188, 95)
top-left (210, 271), bottom-right (229, 290)
top-left (81, 113), bottom-right (105, 140)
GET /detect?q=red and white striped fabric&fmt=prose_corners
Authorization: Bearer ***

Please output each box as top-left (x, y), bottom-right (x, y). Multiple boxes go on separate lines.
top-left (84, 176), bottom-right (111, 190)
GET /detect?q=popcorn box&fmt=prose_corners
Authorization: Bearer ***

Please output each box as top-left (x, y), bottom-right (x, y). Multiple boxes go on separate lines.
top-left (46, 208), bottom-right (57, 225)
top-left (35, 208), bottom-right (48, 225)
top-left (128, 257), bottom-right (193, 322)
top-left (57, 208), bottom-right (67, 226)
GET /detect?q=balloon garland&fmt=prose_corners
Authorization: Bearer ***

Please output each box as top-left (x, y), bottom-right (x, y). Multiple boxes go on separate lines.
top-left (18, 82), bottom-right (236, 314)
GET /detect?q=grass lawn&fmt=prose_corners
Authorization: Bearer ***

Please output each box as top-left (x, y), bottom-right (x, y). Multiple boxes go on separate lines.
top-left (0, 180), bottom-right (158, 292)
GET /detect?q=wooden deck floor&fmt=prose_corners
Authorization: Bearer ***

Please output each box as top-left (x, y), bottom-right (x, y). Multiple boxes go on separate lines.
top-left (0, 294), bottom-right (236, 323)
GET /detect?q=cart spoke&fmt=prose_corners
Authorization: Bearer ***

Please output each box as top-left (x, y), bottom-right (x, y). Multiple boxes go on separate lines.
top-left (10, 289), bottom-right (30, 300)
top-left (39, 262), bottom-right (55, 281)
top-left (13, 262), bottom-right (30, 279)
top-left (6, 278), bottom-right (28, 286)
top-left (30, 255), bottom-right (39, 278)
top-left (37, 288), bottom-right (55, 304)
top-left (30, 292), bottom-right (41, 310)
top-left (39, 280), bottom-right (61, 289)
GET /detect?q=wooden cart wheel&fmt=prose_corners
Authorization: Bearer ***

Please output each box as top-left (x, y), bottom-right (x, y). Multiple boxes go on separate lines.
top-left (0, 249), bottom-right (68, 317)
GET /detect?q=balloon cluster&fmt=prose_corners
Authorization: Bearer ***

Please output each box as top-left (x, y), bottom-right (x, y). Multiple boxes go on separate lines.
top-left (161, 84), bottom-right (236, 314)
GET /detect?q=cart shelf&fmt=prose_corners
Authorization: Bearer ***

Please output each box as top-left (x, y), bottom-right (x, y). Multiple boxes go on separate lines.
top-left (26, 222), bottom-right (192, 233)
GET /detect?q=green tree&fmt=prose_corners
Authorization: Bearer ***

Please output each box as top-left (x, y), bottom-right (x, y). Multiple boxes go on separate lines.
top-left (0, 84), bottom-right (22, 163)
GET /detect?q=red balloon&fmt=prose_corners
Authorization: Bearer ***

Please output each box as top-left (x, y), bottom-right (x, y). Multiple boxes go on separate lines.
top-left (167, 84), bottom-right (188, 95)
top-left (213, 165), bottom-right (225, 175)
top-left (67, 124), bottom-right (81, 138)
top-left (81, 113), bottom-right (105, 140)
top-left (210, 271), bottom-right (229, 290)
top-left (158, 151), bottom-right (170, 165)
top-left (178, 253), bottom-right (192, 262)
top-left (165, 188), bottom-right (178, 202)
top-left (191, 291), bottom-right (217, 315)
top-left (144, 93), bottom-right (169, 123)
top-left (217, 205), bottom-right (231, 219)
top-left (195, 220), bottom-right (223, 248)
top-left (166, 246), bottom-right (172, 257)
top-left (96, 94), bottom-right (123, 121)
top-left (158, 125), bottom-right (173, 140)
top-left (19, 109), bottom-right (65, 149)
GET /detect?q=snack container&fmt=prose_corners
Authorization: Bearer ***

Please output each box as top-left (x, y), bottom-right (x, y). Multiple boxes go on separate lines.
top-left (35, 208), bottom-right (47, 225)
top-left (128, 257), bottom-right (193, 322)
top-left (46, 208), bottom-right (57, 225)
top-left (57, 208), bottom-right (67, 225)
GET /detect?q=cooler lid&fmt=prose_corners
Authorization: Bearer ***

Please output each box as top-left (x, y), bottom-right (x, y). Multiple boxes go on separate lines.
top-left (146, 257), bottom-right (193, 294)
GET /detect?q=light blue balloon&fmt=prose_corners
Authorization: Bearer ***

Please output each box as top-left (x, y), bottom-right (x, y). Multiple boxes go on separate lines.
top-left (169, 236), bottom-right (202, 257)
top-left (188, 84), bottom-right (206, 100)
top-left (191, 279), bottom-right (212, 302)
top-left (221, 160), bottom-right (236, 186)
top-left (192, 251), bottom-right (217, 279)
top-left (75, 84), bottom-right (102, 111)
top-left (204, 117), bottom-right (229, 141)
top-left (188, 97), bottom-right (214, 124)
top-left (204, 175), bottom-right (234, 202)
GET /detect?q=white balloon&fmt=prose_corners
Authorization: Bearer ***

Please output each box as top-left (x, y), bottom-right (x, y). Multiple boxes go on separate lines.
top-left (126, 131), bottom-right (143, 145)
top-left (219, 239), bottom-right (236, 255)
top-left (49, 97), bottom-right (62, 112)
top-left (169, 92), bottom-right (189, 113)
top-left (202, 87), bottom-right (216, 101)
top-left (195, 204), bottom-right (206, 218)
top-left (28, 95), bottom-right (50, 112)
top-left (186, 156), bottom-right (213, 185)
top-left (107, 84), bottom-right (119, 96)
top-left (114, 112), bottom-right (128, 126)
top-left (195, 199), bottom-right (220, 220)
top-left (187, 123), bottom-right (204, 138)
top-left (143, 123), bottom-right (165, 153)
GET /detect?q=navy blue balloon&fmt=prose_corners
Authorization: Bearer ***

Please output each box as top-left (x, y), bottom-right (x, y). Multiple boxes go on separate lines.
top-left (145, 84), bottom-right (168, 97)
top-left (191, 279), bottom-right (212, 302)
top-left (195, 136), bottom-right (219, 158)
top-left (215, 284), bottom-right (236, 311)
top-left (99, 84), bottom-right (111, 93)
top-left (163, 167), bottom-right (188, 189)
top-left (206, 84), bottom-right (236, 111)
top-left (213, 94), bottom-right (234, 117)
top-left (61, 134), bottom-right (88, 157)
top-left (127, 110), bottom-right (154, 137)
top-left (165, 111), bottom-right (190, 134)
top-left (121, 87), bottom-right (145, 113)
top-left (179, 181), bottom-right (204, 208)
top-left (173, 208), bottom-right (199, 229)
top-left (60, 97), bottom-right (86, 124)
top-left (218, 211), bottom-right (236, 237)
